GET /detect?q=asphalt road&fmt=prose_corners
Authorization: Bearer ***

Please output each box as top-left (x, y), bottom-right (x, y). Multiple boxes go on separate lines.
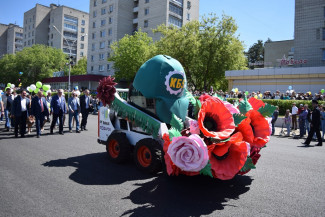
top-left (0, 115), bottom-right (324, 217)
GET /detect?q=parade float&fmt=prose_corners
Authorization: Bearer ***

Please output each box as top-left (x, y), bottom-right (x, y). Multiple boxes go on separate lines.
top-left (97, 55), bottom-right (275, 180)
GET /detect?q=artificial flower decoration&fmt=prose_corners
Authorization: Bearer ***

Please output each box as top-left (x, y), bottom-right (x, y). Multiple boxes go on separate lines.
top-left (167, 134), bottom-right (209, 172)
top-left (97, 76), bottom-right (117, 106)
top-left (198, 97), bottom-right (235, 140)
top-left (199, 93), bottom-right (213, 104)
top-left (222, 100), bottom-right (240, 114)
top-left (248, 97), bottom-right (265, 111)
top-left (189, 120), bottom-right (200, 135)
top-left (208, 132), bottom-right (244, 157)
top-left (209, 134), bottom-right (248, 180)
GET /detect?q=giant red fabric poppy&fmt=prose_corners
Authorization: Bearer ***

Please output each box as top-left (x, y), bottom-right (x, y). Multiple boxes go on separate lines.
top-left (209, 134), bottom-right (248, 180)
top-left (248, 97), bottom-right (265, 111)
top-left (208, 132), bottom-right (243, 157)
top-left (198, 97), bottom-right (235, 140)
top-left (199, 94), bottom-right (213, 104)
top-left (238, 146), bottom-right (261, 175)
top-left (236, 110), bottom-right (270, 148)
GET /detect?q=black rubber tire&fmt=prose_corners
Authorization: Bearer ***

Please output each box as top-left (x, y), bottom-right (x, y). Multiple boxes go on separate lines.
top-left (134, 138), bottom-right (163, 174)
top-left (106, 132), bottom-right (131, 163)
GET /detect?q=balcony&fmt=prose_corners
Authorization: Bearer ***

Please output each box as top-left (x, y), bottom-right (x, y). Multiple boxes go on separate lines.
top-left (133, 6), bottom-right (139, 12)
top-left (133, 18), bottom-right (138, 24)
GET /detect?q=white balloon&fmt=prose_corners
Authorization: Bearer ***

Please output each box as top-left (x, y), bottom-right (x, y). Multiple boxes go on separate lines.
top-left (75, 90), bottom-right (81, 96)
top-left (11, 84), bottom-right (15, 88)
top-left (30, 84), bottom-right (36, 91)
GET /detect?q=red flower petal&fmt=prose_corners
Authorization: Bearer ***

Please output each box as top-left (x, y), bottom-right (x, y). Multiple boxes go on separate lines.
top-left (248, 97), bottom-right (265, 111)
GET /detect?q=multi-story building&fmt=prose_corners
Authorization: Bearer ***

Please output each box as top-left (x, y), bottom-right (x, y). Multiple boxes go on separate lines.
top-left (23, 3), bottom-right (89, 62)
top-left (0, 23), bottom-right (23, 57)
top-left (87, 0), bottom-right (199, 76)
top-left (294, 0), bottom-right (325, 67)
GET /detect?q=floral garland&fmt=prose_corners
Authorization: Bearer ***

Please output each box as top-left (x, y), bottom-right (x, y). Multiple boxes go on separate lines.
top-left (163, 94), bottom-right (276, 180)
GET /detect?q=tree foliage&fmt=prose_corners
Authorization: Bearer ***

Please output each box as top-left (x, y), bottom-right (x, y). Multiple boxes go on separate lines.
top-left (108, 30), bottom-right (156, 82)
top-left (71, 57), bottom-right (87, 75)
top-left (0, 44), bottom-right (67, 86)
top-left (153, 14), bottom-right (247, 91)
top-left (246, 38), bottom-right (272, 69)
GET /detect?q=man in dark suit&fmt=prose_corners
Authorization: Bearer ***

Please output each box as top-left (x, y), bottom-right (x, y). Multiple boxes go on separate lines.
top-left (50, 89), bottom-right (67, 135)
top-left (303, 100), bottom-right (322, 146)
top-left (31, 90), bottom-right (49, 138)
top-left (12, 90), bottom-right (30, 138)
top-left (80, 89), bottom-right (92, 131)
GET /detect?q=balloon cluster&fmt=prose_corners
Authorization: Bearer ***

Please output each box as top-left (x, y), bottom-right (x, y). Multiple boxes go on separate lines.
top-left (26, 81), bottom-right (51, 96)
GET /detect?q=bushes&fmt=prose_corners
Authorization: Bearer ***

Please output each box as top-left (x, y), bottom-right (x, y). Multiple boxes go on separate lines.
top-left (226, 98), bottom-right (317, 116)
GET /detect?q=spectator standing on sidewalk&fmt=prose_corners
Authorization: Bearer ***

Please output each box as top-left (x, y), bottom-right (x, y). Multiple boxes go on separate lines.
top-left (302, 100), bottom-right (322, 146)
top-left (304, 104), bottom-right (310, 135)
top-left (284, 109), bottom-right (291, 136)
top-left (320, 106), bottom-right (325, 141)
top-left (298, 104), bottom-right (308, 138)
top-left (271, 106), bottom-right (279, 135)
top-left (291, 103), bottom-right (298, 130)
top-left (80, 89), bottom-right (92, 131)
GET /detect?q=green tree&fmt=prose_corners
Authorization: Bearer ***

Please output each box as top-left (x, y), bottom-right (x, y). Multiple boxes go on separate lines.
top-left (153, 14), bottom-right (247, 91)
top-left (108, 30), bottom-right (156, 82)
top-left (246, 38), bottom-right (272, 69)
top-left (0, 44), bottom-right (67, 86)
top-left (71, 57), bottom-right (87, 75)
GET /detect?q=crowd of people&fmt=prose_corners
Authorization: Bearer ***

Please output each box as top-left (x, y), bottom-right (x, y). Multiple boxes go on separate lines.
top-left (0, 88), bottom-right (100, 138)
top-left (192, 89), bottom-right (325, 101)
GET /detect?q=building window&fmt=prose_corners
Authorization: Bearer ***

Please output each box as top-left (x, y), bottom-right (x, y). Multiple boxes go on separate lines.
top-left (80, 51), bottom-right (84, 57)
top-left (25, 20), bottom-right (27, 24)
top-left (100, 30), bottom-right (106, 37)
top-left (94, 0), bottom-right (97, 7)
top-left (109, 5), bottom-right (113, 13)
top-left (169, 15), bottom-right (182, 27)
top-left (169, 3), bottom-right (183, 16)
top-left (81, 36), bottom-right (85, 41)
top-left (80, 43), bottom-right (84, 49)
top-left (81, 27), bottom-right (85, 33)
top-left (99, 65), bottom-right (104, 71)
top-left (51, 33), bottom-right (53, 39)
top-left (316, 28), bottom-right (320, 40)
top-left (64, 23), bottom-right (78, 30)
top-left (28, 32), bottom-right (30, 37)
top-left (30, 18), bottom-right (32, 22)
top-left (92, 43), bottom-right (95, 51)
top-left (100, 41), bottom-right (105, 49)
top-left (107, 52), bottom-right (110, 58)
top-left (91, 66), bottom-right (94, 72)
top-left (101, 8), bottom-right (106, 15)
top-left (109, 17), bottom-right (112, 24)
top-left (29, 25), bottom-right (31, 30)
top-left (24, 34), bottom-right (26, 39)
top-left (24, 42), bottom-right (26, 46)
top-left (145, 8), bottom-right (149, 15)
top-left (93, 11), bottom-right (97, 18)
top-left (107, 64), bottom-right (110, 70)
top-left (91, 55), bottom-right (94, 61)
top-left (32, 39), bottom-right (34, 44)
top-left (108, 40), bottom-right (111, 46)
top-left (92, 32), bottom-right (96, 39)
top-left (174, 0), bottom-right (183, 6)
top-left (93, 22), bottom-right (96, 28)
top-left (81, 20), bottom-right (85, 25)
top-left (33, 24), bottom-right (34, 28)
top-left (99, 53), bottom-right (105, 60)
top-left (187, 13), bottom-right (190, 20)
top-left (323, 49), bottom-right (325, 60)
top-left (64, 15), bottom-right (78, 24)
top-left (145, 0), bottom-right (149, 3)
top-left (187, 1), bottom-right (191, 9)
top-left (108, 28), bottom-right (112, 36)
top-left (102, 0), bottom-right (107, 3)
top-left (144, 20), bottom-right (149, 28)
top-left (323, 28), bottom-right (325, 40)
top-left (32, 31), bottom-right (34, 36)
top-left (101, 19), bottom-right (106, 26)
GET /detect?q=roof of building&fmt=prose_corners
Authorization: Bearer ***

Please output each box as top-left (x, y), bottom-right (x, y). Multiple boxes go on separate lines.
top-left (42, 74), bottom-right (106, 83)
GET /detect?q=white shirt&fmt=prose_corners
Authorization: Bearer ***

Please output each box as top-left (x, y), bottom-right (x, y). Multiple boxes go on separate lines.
top-left (292, 106), bottom-right (298, 115)
top-left (85, 95), bottom-right (89, 109)
top-left (21, 98), bottom-right (27, 112)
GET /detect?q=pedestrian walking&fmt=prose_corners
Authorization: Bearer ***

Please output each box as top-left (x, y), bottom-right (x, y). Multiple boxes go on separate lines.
top-left (68, 91), bottom-right (80, 133)
top-left (298, 104), bottom-right (308, 138)
top-left (304, 104), bottom-right (310, 135)
top-left (291, 103), bottom-right (298, 130)
top-left (0, 92), bottom-right (4, 123)
top-left (284, 109), bottom-right (291, 136)
top-left (80, 89), bottom-right (92, 131)
top-left (31, 90), bottom-right (49, 138)
top-left (50, 89), bottom-right (67, 135)
top-left (320, 106), bottom-right (325, 141)
top-left (12, 90), bottom-right (30, 138)
top-left (271, 106), bottom-right (279, 135)
top-left (2, 88), bottom-right (14, 131)
top-left (302, 100), bottom-right (322, 146)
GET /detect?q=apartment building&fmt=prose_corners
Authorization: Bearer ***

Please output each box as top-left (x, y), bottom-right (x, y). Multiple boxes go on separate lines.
top-left (23, 3), bottom-right (89, 62)
top-left (0, 23), bottom-right (23, 57)
top-left (87, 0), bottom-right (199, 76)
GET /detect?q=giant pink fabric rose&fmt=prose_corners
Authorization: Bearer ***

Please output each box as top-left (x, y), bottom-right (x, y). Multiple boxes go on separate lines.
top-left (189, 120), bottom-right (200, 134)
top-left (167, 134), bottom-right (209, 172)
top-left (222, 101), bottom-right (240, 114)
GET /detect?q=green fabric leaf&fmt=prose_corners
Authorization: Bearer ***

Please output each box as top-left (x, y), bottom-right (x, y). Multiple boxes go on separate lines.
top-left (258, 104), bottom-right (277, 117)
top-left (185, 89), bottom-right (196, 105)
top-left (233, 113), bottom-right (246, 126)
top-left (213, 93), bottom-right (226, 101)
top-left (168, 128), bottom-right (182, 141)
top-left (238, 96), bottom-right (252, 115)
top-left (170, 114), bottom-right (184, 131)
top-left (200, 161), bottom-right (213, 178)
top-left (240, 157), bottom-right (256, 172)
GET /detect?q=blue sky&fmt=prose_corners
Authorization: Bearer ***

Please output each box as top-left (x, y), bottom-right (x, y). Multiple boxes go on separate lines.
top-left (0, 0), bottom-right (294, 49)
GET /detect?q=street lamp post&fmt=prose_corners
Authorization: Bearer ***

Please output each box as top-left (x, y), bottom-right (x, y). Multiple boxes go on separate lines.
top-left (52, 25), bottom-right (87, 99)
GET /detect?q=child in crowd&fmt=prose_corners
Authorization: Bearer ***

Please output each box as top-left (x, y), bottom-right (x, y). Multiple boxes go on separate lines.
top-left (284, 109), bottom-right (291, 136)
